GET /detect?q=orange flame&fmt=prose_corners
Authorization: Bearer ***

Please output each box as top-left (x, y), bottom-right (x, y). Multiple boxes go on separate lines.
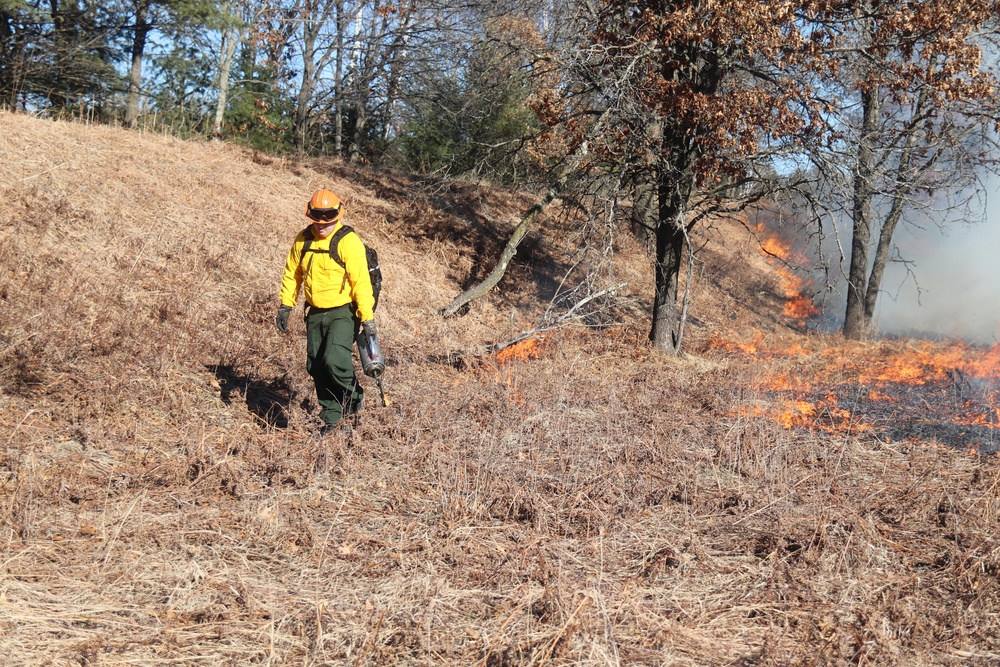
top-left (707, 334), bottom-right (763, 355)
top-left (710, 338), bottom-right (999, 449)
top-left (778, 400), bottom-right (816, 429)
top-left (761, 237), bottom-right (791, 258)
top-left (759, 233), bottom-right (818, 322)
top-left (496, 338), bottom-right (543, 364)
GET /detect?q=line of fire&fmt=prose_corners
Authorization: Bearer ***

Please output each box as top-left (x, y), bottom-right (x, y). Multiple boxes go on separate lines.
top-left (495, 225), bottom-right (1000, 455)
top-left (707, 227), bottom-right (1000, 454)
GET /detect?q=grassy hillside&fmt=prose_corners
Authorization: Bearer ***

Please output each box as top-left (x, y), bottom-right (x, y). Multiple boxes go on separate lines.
top-left (2, 110), bottom-right (999, 666)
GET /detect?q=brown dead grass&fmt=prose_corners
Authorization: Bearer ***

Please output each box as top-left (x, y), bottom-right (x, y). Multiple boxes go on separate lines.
top-left (1, 110), bottom-right (999, 666)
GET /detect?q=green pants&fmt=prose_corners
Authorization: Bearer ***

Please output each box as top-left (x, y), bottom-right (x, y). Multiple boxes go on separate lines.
top-left (305, 304), bottom-right (363, 425)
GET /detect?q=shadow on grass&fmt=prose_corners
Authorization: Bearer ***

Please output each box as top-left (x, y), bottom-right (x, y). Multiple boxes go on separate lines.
top-left (208, 365), bottom-right (292, 429)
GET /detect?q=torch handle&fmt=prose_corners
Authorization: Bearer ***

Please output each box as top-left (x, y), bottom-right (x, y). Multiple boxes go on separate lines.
top-left (373, 371), bottom-right (390, 407)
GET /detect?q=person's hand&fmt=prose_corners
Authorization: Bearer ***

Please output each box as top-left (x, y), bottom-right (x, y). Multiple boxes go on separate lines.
top-left (275, 305), bottom-right (292, 333)
top-left (361, 319), bottom-right (377, 339)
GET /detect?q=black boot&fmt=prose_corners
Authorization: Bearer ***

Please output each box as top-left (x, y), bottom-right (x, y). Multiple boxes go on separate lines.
top-left (312, 421), bottom-right (350, 439)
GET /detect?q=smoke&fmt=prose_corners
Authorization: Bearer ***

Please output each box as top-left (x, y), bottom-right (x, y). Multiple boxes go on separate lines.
top-left (872, 178), bottom-right (1000, 344)
top-left (757, 176), bottom-right (1000, 344)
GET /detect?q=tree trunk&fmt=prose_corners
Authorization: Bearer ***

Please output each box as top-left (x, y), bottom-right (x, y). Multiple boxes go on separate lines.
top-left (629, 117), bottom-right (659, 253)
top-left (349, 100), bottom-right (365, 162)
top-left (649, 227), bottom-right (686, 351)
top-left (648, 168), bottom-right (690, 354)
top-left (212, 15), bottom-right (243, 137)
top-left (640, 118), bottom-right (696, 355)
top-left (863, 190), bottom-right (904, 325)
top-left (295, 7), bottom-right (318, 153)
top-left (843, 85), bottom-right (880, 339)
top-left (333, 0), bottom-right (344, 156)
top-left (48, 0), bottom-right (68, 110)
top-left (0, 8), bottom-right (23, 107)
top-left (125, 0), bottom-right (151, 129)
top-left (863, 90), bottom-right (930, 326)
top-left (381, 7), bottom-right (413, 144)
top-left (347, 0), bottom-right (365, 162)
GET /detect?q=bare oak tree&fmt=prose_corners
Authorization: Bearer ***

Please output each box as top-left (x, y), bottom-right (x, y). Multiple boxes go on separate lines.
top-left (540, 0), bottom-right (824, 353)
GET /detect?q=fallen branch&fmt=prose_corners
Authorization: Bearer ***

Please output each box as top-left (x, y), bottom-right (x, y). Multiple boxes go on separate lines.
top-left (439, 189), bottom-right (559, 318)
top-left (490, 282), bottom-right (627, 353)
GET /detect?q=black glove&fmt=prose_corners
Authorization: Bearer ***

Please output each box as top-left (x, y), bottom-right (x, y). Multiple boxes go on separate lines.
top-left (275, 305), bottom-right (292, 333)
top-left (361, 319), bottom-right (378, 340)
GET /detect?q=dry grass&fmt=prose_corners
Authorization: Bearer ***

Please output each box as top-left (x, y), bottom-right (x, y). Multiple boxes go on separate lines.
top-left (2, 110), bottom-right (999, 666)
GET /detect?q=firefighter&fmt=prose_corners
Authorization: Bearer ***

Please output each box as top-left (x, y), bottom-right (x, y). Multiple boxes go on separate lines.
top-left (275, 189), bottom-right (377, 436)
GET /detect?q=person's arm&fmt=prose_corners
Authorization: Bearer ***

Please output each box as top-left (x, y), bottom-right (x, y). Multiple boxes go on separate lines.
top-left (276, 235), bottom-right (305, 333)
top-left (279, 235), bottom-right (305, 308)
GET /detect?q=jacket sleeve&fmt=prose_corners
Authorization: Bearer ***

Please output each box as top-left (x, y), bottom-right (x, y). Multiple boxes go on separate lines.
top-left (279, 235), bottom-right (305, 308)
top-left (339, 233), bottom-right (375, 321)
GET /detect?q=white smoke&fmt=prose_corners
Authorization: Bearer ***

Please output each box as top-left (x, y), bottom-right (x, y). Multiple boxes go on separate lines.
top-left (871, 177), bottom-right (1000, 344)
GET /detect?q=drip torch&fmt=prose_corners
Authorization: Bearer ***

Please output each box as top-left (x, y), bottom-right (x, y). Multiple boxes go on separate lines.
top-left (357, 320), bottom-right (389, 407)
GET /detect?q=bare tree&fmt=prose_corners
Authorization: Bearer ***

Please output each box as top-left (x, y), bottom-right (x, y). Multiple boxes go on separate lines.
top-left (289, 0), bottom-right (339, 152)
top-left (209, 0), bottom-right (274, 137)
top-left (803, 1), bottom-right (1000, 339)
top-left (472, 1), bottom-right (827, 354)
top-left (278, 0), bottom-right (429, 157)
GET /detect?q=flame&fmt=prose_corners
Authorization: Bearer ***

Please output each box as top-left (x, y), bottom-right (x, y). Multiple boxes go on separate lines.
top-left (710, 338), bottom-right (1000, 450)
top-left (758, 232), bottom-right (818, 323)
top-left (493, 338), bottom-right (547, 406)
top-left (852, 341), bottom-right (1000, 386)
top-left (761, 237), bottom-right (791, 258)
top-left (716, 221), bottom-right (994, 450)
top-left (496, 338), bottom-right (543, 364)
top-left (707, 334), bottom-right (763, 355)
top-left (768, 374), bottom-right (800, 391)
top-left (778, 400), bottom-right (816, 429)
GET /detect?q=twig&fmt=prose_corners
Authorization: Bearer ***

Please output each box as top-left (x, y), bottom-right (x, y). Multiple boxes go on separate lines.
top-left (534, 596), bottom-right (590, 666)
top-left (20, 162), bottom-right (67, 181)
top-left (491, 283), bottom-right (627, 353)
top-left (353, 608), bottom-right (386, 667)
top-left (733, 492), bottom-right (791, 526)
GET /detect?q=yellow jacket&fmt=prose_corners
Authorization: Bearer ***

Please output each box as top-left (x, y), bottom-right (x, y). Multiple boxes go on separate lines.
top-left (279, 222), bottom-right (376, 322)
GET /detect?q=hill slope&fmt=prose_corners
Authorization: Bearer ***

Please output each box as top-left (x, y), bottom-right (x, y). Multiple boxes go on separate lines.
top-left (2, 111), bottom-right (999, 666)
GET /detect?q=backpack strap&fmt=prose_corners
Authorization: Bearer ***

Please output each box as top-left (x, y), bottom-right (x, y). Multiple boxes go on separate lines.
top-left (326, 225), bottom-right (354, 269)
top-left (326, 226), bottom-right (354, 293)
top-left (299, 225), bottom-right (357, 294)
top-left (300, 225), bottom-right (314, 261)
top-left (300, 225), bottom-right (354, 265)
top-left (299, 225), bottom-right (317, 281)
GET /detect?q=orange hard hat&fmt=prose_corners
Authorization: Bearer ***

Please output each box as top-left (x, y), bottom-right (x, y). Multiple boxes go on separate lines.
top-left (305, 189), bottom-right (344, 223)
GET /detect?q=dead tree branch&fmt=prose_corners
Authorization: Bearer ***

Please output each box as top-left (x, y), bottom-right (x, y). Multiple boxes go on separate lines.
top-left (490, 282), bottom-right (628, 352)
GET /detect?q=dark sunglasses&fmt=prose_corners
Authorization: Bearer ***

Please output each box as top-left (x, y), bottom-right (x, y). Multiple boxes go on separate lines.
top-left (308, 205), bottom-right (341, 221)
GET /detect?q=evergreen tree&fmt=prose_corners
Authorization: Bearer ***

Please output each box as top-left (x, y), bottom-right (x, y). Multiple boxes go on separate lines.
top-left (0, 0), bottom-right (120, 112)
